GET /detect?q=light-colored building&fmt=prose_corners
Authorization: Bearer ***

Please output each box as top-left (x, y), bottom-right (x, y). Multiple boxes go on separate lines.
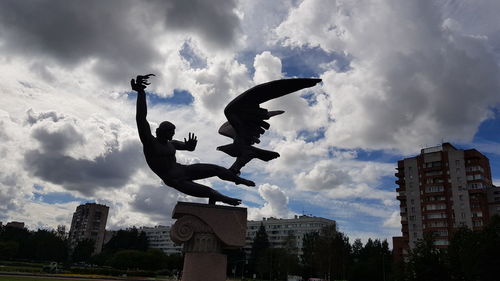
top-left (140, 225), bottom-right (182, 255)
top-left (68, 203), bottom-right (109, 254)
top-left (245, 215), bottom-right (336, 256)
top-left (393, 143), bottom-right (497, 258)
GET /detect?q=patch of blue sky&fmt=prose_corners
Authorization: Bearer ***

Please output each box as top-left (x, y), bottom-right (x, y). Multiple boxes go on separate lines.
top-left (297, 128), bottom-right (325, 143)
top-left (236, 46), bottom-right (349, 80)
top-left (279, 46), bottom-right (348, 78)
top-left (127, 89), bottom-right (194, 106)
top-left (473, 108), bottom-right (500, 143)
top-left (179, 41), bottom-right (207, 69)
top-left (354, 149), bottom-right (403, 164)
top-left (379, 175), bottom-right (399, 192)
top-left (288, 198), bottom-right (327, 218)
top-left (32, 191), bottom-right (87, 204)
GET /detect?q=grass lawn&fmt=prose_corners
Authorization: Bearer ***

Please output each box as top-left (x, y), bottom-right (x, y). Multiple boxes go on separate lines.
top-left (0, 274), bottom-right (177, 281)
top-left (0, 275), bottom-right (118, 281)
top-left (0, 277), bottom-right (52, 281)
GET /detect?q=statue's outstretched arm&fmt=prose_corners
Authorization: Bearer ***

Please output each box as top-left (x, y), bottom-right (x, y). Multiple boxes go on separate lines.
top-left (131, 74), bottom-right (155, 144)
top-left (171, 132), bottom-right (197, 151)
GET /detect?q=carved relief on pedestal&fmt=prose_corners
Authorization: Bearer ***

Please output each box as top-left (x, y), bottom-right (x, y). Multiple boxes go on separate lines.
top-left (170, 214), bottom-right (220, 253)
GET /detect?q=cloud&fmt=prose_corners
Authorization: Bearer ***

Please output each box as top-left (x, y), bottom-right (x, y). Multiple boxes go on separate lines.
top-left (23, 110), bottom-right (144, 196)
top-left (275, 0), bottom-right (500, 152)
top-left (0, 0), bottom-right (242, 85)
top-left (383, 211), bottom-right (401, 229)
top-left (294, 158), bottom-right (395, 200)
top-left (159, 0), bottom-right (241, 49)
top-left (253, 51), bottom-right (283, 83)
top-left (248, 184), bottom-right (295, 220)
top-left (130, 184), bottom-right (183, 223)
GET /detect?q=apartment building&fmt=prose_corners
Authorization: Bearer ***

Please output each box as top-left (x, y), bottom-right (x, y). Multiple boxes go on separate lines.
top-left (139, 225), bottom-right (182, 255)
top-left (245, 215), bottom-right (336, 256)
top-left (393, 143), bottom-right (497, 258)
top-left (68, 203), bottom-right (109, 254)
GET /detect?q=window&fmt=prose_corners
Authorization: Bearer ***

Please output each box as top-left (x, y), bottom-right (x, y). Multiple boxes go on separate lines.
top-left (434, 240), bottom-right (449, 246)
top-left (434, 230), bottom-right (448, 236)
top-left (472, 212), bottom-right (483, 218)
top-left (467, 183), bottom-right (483, 189)
top-left (425, 170), bottom-right (443, 176)
top-left (427, 213), bottom-right (447, 219)
top-left (426, 204), bottom-right (446, 210)
top-left (425, 186), bottom-right (444, 193)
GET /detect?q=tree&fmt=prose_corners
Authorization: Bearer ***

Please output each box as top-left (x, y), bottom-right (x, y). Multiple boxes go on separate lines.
top-left (32, 229), bottom-right (68, 262)
top-left (301, 231), bottom-right (320, 279)
top-left (72, 239), bottom-right (95, 263)
top-left (103, 228), bottom-right (148, 253)
top-left (0, 225), bottom-right (32, 259)
top-left (448, 227), bottom-right (481, 281)
top-left (350, 238), bottom-right (392, 281)
top-left (315, 225), bottom-right (351, 281)
top-left (406, 233), bottom-right (449, 281)
top-left (0, 241), bottom-right (19, 259)
top-left (476, 215), bottom-right (500, 281)
top-left (249, 223), bottom-right (270, 278)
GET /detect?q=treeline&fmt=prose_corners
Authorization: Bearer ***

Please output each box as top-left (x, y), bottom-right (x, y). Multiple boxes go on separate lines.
top-left (238, 223), bottom-right (390, 281)
top-left (0, 227), bottom-right (67, 261)
top-left (241, 215), bottom-right (500, 281)
top-left (0, 226), bottom-right (182, 275)
top-left (400, 215), bottom-right (500, 281)
top-left (92, 228), bottom-right (182, 272)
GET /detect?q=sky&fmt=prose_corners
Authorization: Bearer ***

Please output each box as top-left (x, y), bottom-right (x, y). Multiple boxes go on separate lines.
top-left (1, 0), bottom-right (500, 246)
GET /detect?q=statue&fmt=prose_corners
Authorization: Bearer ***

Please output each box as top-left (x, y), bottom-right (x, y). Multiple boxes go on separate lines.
top-left (131, 74), bottom-right (321, 206)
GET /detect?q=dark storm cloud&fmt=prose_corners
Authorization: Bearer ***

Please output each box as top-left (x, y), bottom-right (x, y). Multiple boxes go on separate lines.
top-left (31, 123), bottom-right (84, 153)
top-left (24, 141), bottom-right (143, 196)
top-left (159, 0), bottom-right (241, 48)
top-left (0, 0), bottom-right (241, 83)
top-left (23, 111), bottom-right (144, 196)
top-left (0, 0), bottom-right (161, 83)
top-left (26, 109), bottom-right (65, 125)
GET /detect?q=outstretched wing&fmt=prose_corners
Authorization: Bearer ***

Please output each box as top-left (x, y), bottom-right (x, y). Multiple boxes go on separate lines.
top-left (219, 78), bottom-right (322, 145)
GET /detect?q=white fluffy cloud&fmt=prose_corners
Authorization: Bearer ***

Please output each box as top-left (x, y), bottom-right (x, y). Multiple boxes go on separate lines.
top-left (253, 51), bottom-right (283, 84)
top-left (248, 184), bottom-right (295, 220)
top-left (276, 0), bottom-right (500, 152)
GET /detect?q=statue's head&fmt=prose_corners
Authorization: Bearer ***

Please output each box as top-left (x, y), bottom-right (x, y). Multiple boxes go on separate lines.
top-left (156, 121), bottom-right (175, 141)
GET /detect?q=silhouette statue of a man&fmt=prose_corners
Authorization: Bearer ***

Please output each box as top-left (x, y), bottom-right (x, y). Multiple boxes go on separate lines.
top-left (131, 74), bottom-right (254, 206)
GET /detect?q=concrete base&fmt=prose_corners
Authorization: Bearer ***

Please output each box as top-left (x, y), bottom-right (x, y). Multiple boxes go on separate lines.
top-left (170, 202), bottom-right (247, 281)
top-left (182, 253), bottom-right (227, 281)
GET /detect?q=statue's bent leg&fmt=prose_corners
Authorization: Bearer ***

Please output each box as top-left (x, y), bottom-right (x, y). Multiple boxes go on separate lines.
top-left (185, 163), bottom-right (255, 186)
top-left (168, 180), bottom-right (241, 206)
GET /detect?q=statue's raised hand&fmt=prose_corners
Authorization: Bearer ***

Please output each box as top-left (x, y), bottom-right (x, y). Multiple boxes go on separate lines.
top-left (131, 74), bottom-right (155, 92)
top-left (184, 132), bottom-right (198, 151)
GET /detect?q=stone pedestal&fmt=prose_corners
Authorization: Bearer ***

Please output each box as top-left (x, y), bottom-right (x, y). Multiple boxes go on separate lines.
top-left (170, 202), bottom-right (247, 281)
